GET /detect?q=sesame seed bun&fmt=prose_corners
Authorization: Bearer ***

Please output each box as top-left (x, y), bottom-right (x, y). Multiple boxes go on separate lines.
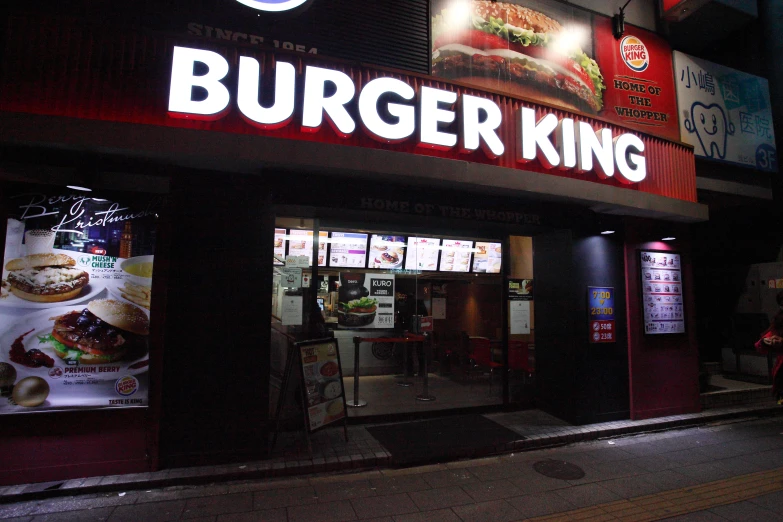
top-left (5, 253), bottom-right (76, 271)
top-left (87, 299), bottom-right (150, 336)
top-left (472, 0), bottom-right (562, 34)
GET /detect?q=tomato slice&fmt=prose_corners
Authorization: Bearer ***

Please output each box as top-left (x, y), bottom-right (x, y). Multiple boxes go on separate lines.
top-left (435, 29), bottom-right (595, 95)
top-left (51, 329), bottom-right (77, 350)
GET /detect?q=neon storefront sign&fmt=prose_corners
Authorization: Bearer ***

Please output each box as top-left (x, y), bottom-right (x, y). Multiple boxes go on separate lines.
top-left (167, 46), bottom-right (647, 184)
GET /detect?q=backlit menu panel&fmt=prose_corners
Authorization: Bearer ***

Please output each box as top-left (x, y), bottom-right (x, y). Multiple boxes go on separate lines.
top-left (472, 242), bottom-right (502, 274)
top-left (439, 239), bottom-right (473, 273)
top-left (289, 230), bottom-right (327, 267)
top-left (640, 251), bottom-right (684, 334)
top-left (328, 232), bottom-right (368, 268)
top-left (274, 228), bottom-right (286, 266)
top-left (368, 235), bottom-right (406, 269)
top-left (405, 237), bottom-right (441, 271)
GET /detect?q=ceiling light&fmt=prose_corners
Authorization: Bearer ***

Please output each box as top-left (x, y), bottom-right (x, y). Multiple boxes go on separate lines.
top-left (662, 237), bottom-right (676, 241)
top-left (67, 185), bottom-right (92, 192)
top-left (600, 230), bottom-right (615, 235)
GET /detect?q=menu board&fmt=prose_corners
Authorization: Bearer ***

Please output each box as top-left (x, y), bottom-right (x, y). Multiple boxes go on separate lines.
top-left (640, 251), bottom-right (685, 334)
top-left (298, 339), bottom-right (347, 432)
top-left (472, 242), bottom-right (502, 274)
top-left (368, 235), bottom-right (405, 270)
top-left (439, 239), bottom-right (473, 273)
top-left (405, 237), bottom-right (441, 271)
top-left (288, 230), bottom-right (327, 267)
top-left (0, 187), bottom-right (162, 414)
top-left (328, 232), bottom-right (368, 268)
top-left (273, 228), bottom-right (286, 266)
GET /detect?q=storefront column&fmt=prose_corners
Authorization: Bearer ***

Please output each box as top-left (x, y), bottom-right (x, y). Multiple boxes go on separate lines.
top-left (624, 218), bottom-right (700, 420)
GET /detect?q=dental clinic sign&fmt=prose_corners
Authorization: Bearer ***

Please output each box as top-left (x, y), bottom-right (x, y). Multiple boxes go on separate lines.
top-left (674, 51), bottom-right (777, 172)
top-left (167, 46), bottom-right (648, 184)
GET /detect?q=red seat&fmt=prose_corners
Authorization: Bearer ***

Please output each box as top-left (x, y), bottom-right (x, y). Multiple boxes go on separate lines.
top-left (508, 341), bottom-right (532, 373)
top-left (469, 338), bottom-right (502, 393)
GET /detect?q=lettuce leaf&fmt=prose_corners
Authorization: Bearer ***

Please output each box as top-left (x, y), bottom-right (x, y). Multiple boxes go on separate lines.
top-left (38, 333), bottom-right (83, 361)
top-left (339, 297), bottom-right (377, 312)
top-left (473, 15), bottom-right (550, 47)
top-left (471, 16), bottom-right (605, 105)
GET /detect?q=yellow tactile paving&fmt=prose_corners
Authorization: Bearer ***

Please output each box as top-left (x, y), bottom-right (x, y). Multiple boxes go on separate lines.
top-left (525, 466), bottom-right (783, 521)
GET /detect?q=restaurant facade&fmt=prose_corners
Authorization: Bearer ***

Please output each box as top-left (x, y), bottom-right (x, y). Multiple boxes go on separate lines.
top-left (0, 0), bottom-right (713, 485)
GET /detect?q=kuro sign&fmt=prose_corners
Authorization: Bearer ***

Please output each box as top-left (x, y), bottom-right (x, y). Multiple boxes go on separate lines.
top-left (168, 46), bottom-right (648, 184)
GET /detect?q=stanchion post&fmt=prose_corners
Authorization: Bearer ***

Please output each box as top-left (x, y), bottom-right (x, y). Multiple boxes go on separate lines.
top-left (416, 332), bottom-right (435, 401)
top-left (397, 334), bottom-right (413, 387)
top-left (348, 336), bottom-right (367, 408)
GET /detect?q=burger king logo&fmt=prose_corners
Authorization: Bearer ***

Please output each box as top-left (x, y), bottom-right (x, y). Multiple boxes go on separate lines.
top-left (115, 376), bottom-right (139, 397)
top-left (620, 36), bottom-right (649, 73)
top-left (233, 0), bottom-right (312, 12)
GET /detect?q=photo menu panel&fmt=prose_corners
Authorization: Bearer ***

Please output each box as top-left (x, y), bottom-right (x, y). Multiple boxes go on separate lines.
top-left (405, 237), bottom-right (441, 271)
top-left (328, 232), bottom-right (368, 268)
top-left (472, 242), bottom-right (502, 274)
top-left (273, 228), bottom-right (286, 266)
top-left (439, 239), bottom-right (473, 273)
top-left (640, 251), bottom-right (684, 334)
top-left (289, 230), bottom-right (327, 267)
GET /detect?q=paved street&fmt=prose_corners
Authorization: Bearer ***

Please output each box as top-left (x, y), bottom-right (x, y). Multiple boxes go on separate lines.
top-left (2, 416), bottom-right (783, 521)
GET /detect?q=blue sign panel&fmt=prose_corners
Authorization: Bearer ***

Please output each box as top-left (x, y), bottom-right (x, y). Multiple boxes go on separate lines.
top-left (588, 287), bottom-right (615, 320)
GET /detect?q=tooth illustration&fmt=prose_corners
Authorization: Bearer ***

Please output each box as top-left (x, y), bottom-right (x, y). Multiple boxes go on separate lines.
top-left (684, 102), bottom-right (735, 159)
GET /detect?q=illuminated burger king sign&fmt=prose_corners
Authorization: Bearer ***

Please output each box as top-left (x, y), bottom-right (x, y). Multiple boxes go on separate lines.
top-left (621, 36), bottom-right (649, 73)
top-left (234, 0), bottom-right (312, 12)
top-left (168, 46), bottom-right (647, 184)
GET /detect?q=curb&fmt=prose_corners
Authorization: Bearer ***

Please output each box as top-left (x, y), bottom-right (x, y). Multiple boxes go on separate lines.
top-left (2, 404), bottom-right (782, 504)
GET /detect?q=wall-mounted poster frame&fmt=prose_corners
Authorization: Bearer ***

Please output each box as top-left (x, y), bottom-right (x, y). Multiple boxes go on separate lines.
top-left (639, 249), bottom-right (685, 335)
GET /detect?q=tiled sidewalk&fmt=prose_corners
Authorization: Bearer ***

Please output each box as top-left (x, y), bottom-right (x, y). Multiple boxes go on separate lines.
top-left (1, 400), bottom-right (781, 503)
top-left (3, 415), bottom-right (783, 521)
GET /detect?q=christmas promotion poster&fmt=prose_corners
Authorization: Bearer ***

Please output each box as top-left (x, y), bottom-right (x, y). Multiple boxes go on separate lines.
top-left (0, 188), bottom-right (162, 413)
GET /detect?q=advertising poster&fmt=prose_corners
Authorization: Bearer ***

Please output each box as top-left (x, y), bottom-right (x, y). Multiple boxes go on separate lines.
top-left (431, 0), bottom-right (679, 139)
top-left (299, 340), bottom-right (346, 431)
top-left (288, 230), bottom-right (327, 267)
top-left (368, 235), bottom-right (405, 270)
top-left (405, 237), bottom-right (441, 271)
top-left (0, 188), bottom-right (162, 414)
top-left (273, 228), bottom-right (287, 266)
top-left (640, 251), bottom-right (685, 334)
top-left (439, 239), bottom-right (473, 272)
top-left (592, 17), bottom-right (680, 140)
top-left (337, 273), bottom-right (395, 329)
top-left (673, 52), bottom-right (777, 172)
top-left (588, 286), bottom-right (615, 343)
top-left (508, 279), bottom-right (533, 300)
top-left (328, 232), bottom-right (368, 268)
top-left (472, 242), bottom-right (502, 274)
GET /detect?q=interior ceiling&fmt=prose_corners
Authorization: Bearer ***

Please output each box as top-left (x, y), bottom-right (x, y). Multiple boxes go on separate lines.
top-left (664, 1), bottom-right (757, 55)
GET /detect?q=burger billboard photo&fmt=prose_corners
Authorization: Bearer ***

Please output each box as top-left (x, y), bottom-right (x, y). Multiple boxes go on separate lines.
top-left (432, 0), bottom-right (604, 114)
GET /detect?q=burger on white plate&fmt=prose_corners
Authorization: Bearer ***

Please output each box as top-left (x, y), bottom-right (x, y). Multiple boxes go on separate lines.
top-left (43, 299), bottom-right (150, 364)
top-left (4, 253), bottom-right (89, 303)
top-left (432, 0), bottom-right (605, 114)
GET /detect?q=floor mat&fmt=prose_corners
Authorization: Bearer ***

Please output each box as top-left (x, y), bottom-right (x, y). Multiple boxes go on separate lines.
top-left (366, 414), bottom-right (524, 466)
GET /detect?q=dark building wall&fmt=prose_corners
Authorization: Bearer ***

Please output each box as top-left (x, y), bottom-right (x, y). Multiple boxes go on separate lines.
top-left (160, 172), bottom-right (273, 467)
top-left (624, 218), bottom-right (700, 419)
top-left (533, 221), bottom-right (630, 425)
